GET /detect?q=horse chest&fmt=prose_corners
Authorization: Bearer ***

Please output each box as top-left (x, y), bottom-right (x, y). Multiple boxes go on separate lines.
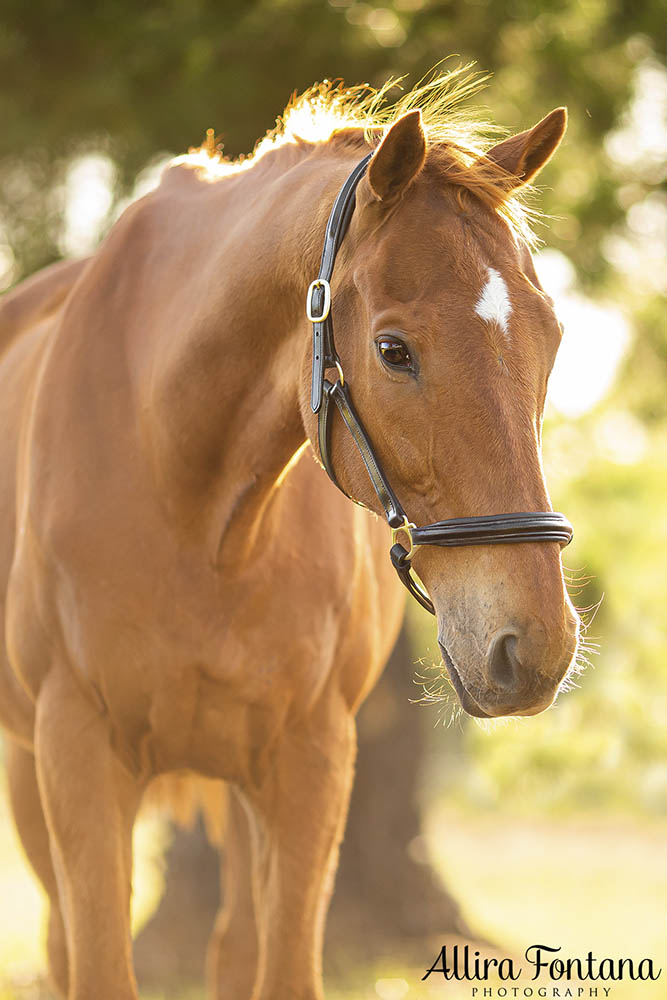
top-left (92, 580), bottom-right (350, 784)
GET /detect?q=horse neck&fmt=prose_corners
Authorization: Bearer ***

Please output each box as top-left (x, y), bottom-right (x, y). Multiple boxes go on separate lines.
top-left (142, 140), bottom-right (364, 561)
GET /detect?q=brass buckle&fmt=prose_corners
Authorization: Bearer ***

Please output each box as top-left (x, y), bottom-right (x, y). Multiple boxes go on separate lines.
top-left (391, 516), bottom-right (417, 560)
top-left (306, 279), bottom-right (331, 322)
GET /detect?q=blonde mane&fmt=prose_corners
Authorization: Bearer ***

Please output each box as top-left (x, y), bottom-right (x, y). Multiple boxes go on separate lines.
top-left (184, 66), bottom-right (538, 244)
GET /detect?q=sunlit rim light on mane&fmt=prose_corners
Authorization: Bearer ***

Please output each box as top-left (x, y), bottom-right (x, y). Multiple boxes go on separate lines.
top-left (173, 65), bottom-right (539, 246)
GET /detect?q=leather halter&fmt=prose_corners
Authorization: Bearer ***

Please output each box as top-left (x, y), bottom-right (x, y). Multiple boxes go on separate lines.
top-left (306, 154), bottom-right (573, 615)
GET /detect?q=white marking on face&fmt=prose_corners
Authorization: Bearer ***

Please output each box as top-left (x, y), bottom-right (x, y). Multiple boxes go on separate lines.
top-left (474, 267), bottom-right (512, 340)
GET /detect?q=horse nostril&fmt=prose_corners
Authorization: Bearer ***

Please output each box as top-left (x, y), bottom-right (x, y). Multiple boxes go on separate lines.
top-left (487, 631), bottom-right (521, 689)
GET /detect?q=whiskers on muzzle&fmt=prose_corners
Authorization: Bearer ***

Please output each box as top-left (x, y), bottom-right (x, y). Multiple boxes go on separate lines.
top-left (412, 656), bottom-right (467, 729)
top-left (558, 581), bottom-right (603, 695)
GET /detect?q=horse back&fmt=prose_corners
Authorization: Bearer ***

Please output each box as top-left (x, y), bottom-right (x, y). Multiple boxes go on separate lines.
top-left (0, 259), bottom-right (89, 359)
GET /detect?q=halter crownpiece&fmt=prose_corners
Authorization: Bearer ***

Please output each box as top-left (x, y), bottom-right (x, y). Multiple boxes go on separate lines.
top-left (307, 155), bottom-right (573, 615)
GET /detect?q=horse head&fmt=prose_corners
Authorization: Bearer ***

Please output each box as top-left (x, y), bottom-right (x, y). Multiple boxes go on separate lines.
top-left (301, 108), bottom-right (580, 718)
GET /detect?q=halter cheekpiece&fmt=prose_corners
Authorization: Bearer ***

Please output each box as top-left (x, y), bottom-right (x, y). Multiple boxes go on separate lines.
top-left (307, 153), bottom-right (573, 615)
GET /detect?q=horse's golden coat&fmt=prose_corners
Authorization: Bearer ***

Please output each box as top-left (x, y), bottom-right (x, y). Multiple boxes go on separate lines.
top-left (0, 78), bottom-right (578, 1000)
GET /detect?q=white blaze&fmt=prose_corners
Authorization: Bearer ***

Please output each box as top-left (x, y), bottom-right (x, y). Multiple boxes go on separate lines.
top-left (475, 267), bottom-right (512, 340)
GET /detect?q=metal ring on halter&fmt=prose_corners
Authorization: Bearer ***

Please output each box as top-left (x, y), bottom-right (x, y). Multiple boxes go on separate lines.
top-left (391, 516), bottom-right (417, 560)
top-left (333, 359), bottom-right (345, 386)
top-left (306, 279), bottom-right (332, 323)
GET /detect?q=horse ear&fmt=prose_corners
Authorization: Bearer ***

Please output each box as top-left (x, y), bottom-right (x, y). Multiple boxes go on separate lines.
top-left (486, 107), bottom-right (567, 188)
top-left (366, 110), bottom-right (427, 203)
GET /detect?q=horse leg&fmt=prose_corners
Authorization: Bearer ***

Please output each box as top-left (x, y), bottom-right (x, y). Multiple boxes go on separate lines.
top-left (206, 785), bottom-right (258, 1000)
top-left (34, 666), bottom-right (144, 1000)
top-left (4, 736), bottom-right (69, 997)
top-left (250, 702), bottom-right (356, 1000)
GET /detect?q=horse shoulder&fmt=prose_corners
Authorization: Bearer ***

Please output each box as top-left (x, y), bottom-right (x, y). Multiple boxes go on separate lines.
top-left (273, 453), bottom-right (405, 714)
top-left (0, 263), bottom-right (92, 740)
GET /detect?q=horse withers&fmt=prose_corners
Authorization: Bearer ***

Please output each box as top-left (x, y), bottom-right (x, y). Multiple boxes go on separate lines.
top-left (0, 75), bottom-right (579, 999)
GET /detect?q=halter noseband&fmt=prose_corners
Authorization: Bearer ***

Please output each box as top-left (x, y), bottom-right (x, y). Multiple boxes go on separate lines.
top-left (306, 154), bottom-right (572, 615)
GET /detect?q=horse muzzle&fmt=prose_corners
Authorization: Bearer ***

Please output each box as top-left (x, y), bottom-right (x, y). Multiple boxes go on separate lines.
top-left (439, 622), bottom-right (578, 719)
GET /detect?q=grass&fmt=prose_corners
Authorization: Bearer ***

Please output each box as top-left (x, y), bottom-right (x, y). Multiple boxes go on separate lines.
top-left (424, 805), bottom-right (667, 1000)
top-left (0, 793), bottom-right (665, 999)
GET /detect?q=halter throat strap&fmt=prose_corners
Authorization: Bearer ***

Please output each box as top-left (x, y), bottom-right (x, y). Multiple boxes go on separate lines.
top-left (307, 155), bottom-right (573, 616)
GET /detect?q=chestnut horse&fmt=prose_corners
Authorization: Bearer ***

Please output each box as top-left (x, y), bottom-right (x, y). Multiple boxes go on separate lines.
top-left (0, 76), bottom-right (579, 999)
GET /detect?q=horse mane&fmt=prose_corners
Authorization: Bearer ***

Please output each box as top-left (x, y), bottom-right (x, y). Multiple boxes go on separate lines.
top-left (183, 66), bottom-right (539, 245)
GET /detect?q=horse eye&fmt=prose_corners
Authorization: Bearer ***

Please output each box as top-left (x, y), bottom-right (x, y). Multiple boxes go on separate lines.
top-left (377, 337), bottom-right (413, 371)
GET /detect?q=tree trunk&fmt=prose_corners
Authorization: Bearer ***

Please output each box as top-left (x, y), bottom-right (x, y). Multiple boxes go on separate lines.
top-left (133, 814), bottom-right (219, 987)
top-left (133, 621), bottom-right (472, 989)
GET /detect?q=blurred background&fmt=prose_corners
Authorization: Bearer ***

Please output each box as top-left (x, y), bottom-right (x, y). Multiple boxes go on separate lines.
top-left (0, 0), bottom-right (665, 998)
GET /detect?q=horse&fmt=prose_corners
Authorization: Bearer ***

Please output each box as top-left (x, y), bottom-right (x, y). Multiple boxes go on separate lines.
top-left (0, 73), bottom-right (580, 999)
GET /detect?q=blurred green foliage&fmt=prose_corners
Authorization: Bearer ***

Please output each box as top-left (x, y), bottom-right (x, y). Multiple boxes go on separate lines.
top-left (0, 0), bottom-right (665, 818)
top-left (0, 0), bottom-right (663, 281)
top-left (424, 429), bottom-right (667, 817)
